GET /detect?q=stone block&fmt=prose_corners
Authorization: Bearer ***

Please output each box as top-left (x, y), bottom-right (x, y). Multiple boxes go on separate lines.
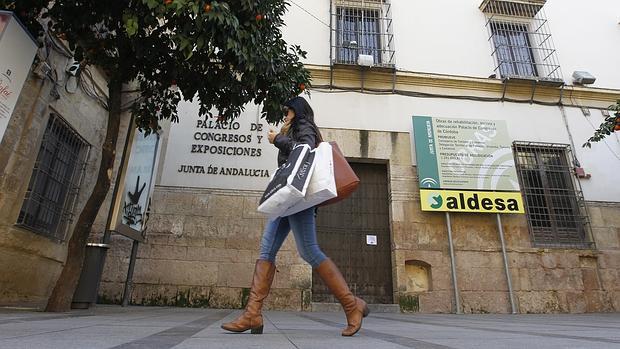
top-left (289, 263), bottom-right (312, 289)
top-left (265, 288), bottom-right (302, 311)
top-left (217, 262), bottom-right (256, 288)
top-left (391, 221), bottom-right (418, 250)
top-left (456, 251), bottom-right (504, 268)
top-left (460, 291), bottom-right (511, 314)
top-left (167, 235), bottom-right (205, 248)
top-left (418, 290), bottom-right (453, 313)
top-left (149, 244), bottom-right (187, 260)
top-left (133, 259), bottom-right (217, 286)
top-left (587, 206), bottom-right (605, 228)
top-left (598, 268), bottom-right (619, 291)
top-left (613, 291), bottom-right (620, 311)
top-left (457, 267), bottom-right (508, 291)
top-left (528, 268), bottom-right (572, 291)
top-left (186, 246), bottom-right (255, 264)
top-left (225, 236), bottom-right (262, 251)
top-left (565, 291), bottom-right (587, 313)
top-left (515, 268), bottom-right (530, 291)
top-left (204, 237), bottom-right (227, 249)
top-left (516, 291), bottom-right (566, 313)
top-left (97, 281), bottom-right (124, 304)
top-left (0, 248), bottom-right (62, 306)
top-left (599, 206), bottom-right (620, 227)
top-left (208, 287), bottom-right (244, 309)
top-left (147, 214), bottom-right (186, 236)
top-left (416, 223), bottom-right (447, 250)
top-left (592, 227), bottom-right (620, 249)
top-left (207, 195), bottom-right (245, 217)
top-left (597, 251), bottom-right (620, 269)
top-left (100, 256), bottom-right (130, 283)
top-left (581, 268), bottom-right (601, 290)
top-left (389, 201), bottom-right (406, 223)
top-left (242, 195), bottom-right (264, 220)
top-left (270, 263), bottom-right (310, 290)
top-left (541, 253), bottom-right (557, 269)
top-left (556, 252), bottom-right (579, 269)
top-left (584, 290), bottom-right (612, 312)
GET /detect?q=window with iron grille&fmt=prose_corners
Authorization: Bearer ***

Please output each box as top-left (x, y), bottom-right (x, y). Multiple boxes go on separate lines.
top-left (491, 22), bottom-right (537, 78)
top-left (512, 142), bottom-right (593, 248)
top-left (481, 0), bottom-right (563, 83)
top-left (331, 0), bottom-right (395, 67)
top-left (17, 114), bottom-right (89, 241)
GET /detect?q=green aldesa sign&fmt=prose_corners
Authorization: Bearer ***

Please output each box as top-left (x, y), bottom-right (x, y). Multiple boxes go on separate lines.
top-left (411, 116), bottom-right (523, 214)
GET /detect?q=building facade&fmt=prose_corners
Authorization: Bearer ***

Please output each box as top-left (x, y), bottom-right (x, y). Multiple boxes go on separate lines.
top-left (96, 0), bottom-right (620, 313)
top-left (3, 1), bottom-right (617, 313)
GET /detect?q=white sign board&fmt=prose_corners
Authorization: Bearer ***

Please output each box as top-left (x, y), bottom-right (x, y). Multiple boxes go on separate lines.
top-left (120, 131), bottom-right (160, 232)
top-left (366, 235), bottom-right (377, 246)
top-left (0, 12), bottom-right (38, 143)
top-left (160, 100), bottom-right (278, 191)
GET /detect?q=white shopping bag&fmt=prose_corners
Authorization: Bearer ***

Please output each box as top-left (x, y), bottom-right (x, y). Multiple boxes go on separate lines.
top-left (257, 144), bottom-right (316, 217)
top-left (280, 142), bottom-right (337, 217)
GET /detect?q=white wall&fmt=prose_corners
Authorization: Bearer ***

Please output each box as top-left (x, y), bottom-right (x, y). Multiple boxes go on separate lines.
top-left (284, 0), bottom-right (620, 89)
top-left (545, 0), bottom-right (620, 89)
top-left (307, 90), bottom-right (620, 202)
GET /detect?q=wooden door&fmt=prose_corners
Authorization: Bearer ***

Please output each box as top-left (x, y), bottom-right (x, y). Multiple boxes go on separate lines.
top-left (313, 162), bottom-right (393, 304)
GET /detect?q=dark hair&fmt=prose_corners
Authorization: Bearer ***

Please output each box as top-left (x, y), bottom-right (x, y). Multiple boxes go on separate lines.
top-left (284, 97), bottom-right (323, 142)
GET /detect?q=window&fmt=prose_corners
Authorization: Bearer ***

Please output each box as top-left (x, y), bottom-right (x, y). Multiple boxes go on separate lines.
top-left (336, 7), bottom-right (382, 65)
top-left (17, 114), bottom-right (89, 241)
top-left (481, 0), bottom-right (562, 82)
top-left (491, 22), bottom-right (537, 78)
top-left (513, 142), bottom-right (592, 248)
top-left (331, 0), bottom-right (395, 67)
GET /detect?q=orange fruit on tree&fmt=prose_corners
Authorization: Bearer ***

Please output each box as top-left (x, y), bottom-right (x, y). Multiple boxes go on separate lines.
top-left (164, 0), bottom-right (173, 5)
top-left (256, 14), bottom-right (263, 21)
top-left (204, 4), bottom-right (212, 12)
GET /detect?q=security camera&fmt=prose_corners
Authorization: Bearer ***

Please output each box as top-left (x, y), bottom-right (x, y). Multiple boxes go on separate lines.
top-left (66, 58), bottom-right (80, 76)
top-left (572, 71), bottom-right (596, 85)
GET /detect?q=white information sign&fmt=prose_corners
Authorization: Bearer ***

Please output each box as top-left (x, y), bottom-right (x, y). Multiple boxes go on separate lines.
top-left (0, 12), bottom-right (38, 143)
top-left (366, 235), bottom-right (377, 246)
top-left (160, 100), bottom-right (278, 191)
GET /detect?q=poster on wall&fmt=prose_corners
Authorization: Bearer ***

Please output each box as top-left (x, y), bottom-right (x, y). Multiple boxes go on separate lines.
top-left (412, 115), bottom-right (524, 214)
top-left (111, 127), bottom-right (162, 241)
top-left (159, 100), bottom-right (278, 191)
top-left (0, 11), bottom-right (38, 144)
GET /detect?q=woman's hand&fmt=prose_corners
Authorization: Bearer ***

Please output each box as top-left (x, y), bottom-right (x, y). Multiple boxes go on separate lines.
top-left (268, 129), bottom-right (278, 144)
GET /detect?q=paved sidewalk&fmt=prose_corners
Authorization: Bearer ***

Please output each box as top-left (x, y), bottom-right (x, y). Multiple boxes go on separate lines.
top-left (0, 306), bottom-right (619, 349)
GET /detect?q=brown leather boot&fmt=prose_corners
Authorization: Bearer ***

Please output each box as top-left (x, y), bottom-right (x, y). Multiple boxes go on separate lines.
top-left (221, 259), bottom-right (276, 334)
top-left (315, 258), bottom-right (370, 336)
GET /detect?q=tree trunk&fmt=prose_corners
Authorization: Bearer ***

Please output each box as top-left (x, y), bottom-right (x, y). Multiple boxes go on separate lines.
top-left (45, 78), bottom-right (123, 312)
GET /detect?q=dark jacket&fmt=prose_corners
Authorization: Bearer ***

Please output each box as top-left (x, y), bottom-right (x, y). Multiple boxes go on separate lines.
top-left (273, 97), bottom-right (320, 166)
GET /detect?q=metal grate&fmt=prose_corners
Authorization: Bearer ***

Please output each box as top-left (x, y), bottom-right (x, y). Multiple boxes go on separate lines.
top-left (17, 114), bottom-right (89, 241)
top-left (330, 0), bottom-right (395, 68)
top-left (512, 142), bottom-right (593, 249)
top-left (481, 0), bottom-right (563, 83)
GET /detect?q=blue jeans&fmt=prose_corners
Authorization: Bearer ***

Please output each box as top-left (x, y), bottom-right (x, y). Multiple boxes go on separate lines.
top-left (259, 207), bottom-right (327, 268)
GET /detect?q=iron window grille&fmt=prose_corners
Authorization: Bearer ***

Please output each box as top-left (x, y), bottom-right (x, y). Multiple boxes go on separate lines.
top-left (481, 0), bottom-right (563, 83)
top-left (330, 0), bottom-right (395, 68)
top-left (512, 142), bottom-right (593, 249)
top-left (17, 114), bottom-right (89, 241)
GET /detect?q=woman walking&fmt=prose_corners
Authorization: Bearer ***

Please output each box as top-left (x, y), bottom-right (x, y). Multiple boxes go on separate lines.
top-left (221, 96), bottom-right (369, 336)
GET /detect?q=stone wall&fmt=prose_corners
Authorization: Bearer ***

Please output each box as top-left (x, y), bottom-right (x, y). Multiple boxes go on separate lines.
top-left (98, 187), bottom-right (312, 310)
top-left (0, 47), bottom-right (113, 308)
top-left (97, 128), bottom-right (620, 313)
